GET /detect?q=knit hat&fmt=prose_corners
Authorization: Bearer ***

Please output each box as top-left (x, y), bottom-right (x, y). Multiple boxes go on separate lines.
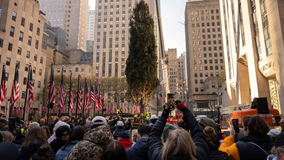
top-left (92, 116), bottom-right (107, 125)
top-left (151, 115), bottom-right (158, 120)
top-left (162, 124), bottom-right (177, 142)
top-left (118, 131), bottom-right (129, 139)
top-left (198, 117), bottom-right (217, 132)
top-left (0, 142), bottom-right (19, 160)
top-left (56, 125), bottom-right (71, 138)
top-left (275, 132), bottom-right (284, 147)
top-left (117, 121), bottom-right (124, 126)
top-left (267, 129), bottom-right (281, 138)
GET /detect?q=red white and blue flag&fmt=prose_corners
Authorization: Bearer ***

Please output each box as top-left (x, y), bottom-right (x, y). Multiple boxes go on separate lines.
top-left (27, 68), bottom-right (33, 109)
top-left (47, 68), bottom-right (55, 104)
top-left (84, 80), bottom-right (91, 109)
top-left (158, 93), bottom-right (163, 104)
top-left (76, 78), bottom-right (82, 110)
top-left (58, 71), bottom-right (64, 108)
top-left (90, 83), bottom-right (96, 104)
top-left (0, 65), bottom-right (6, 106)
top-left (95, 83), bottom-right (101, 110)
top-left (102, 87), bottom-right (105, 109)
top-left (66, 79), bottom-right (73, 109)
top-left (9, 67), bottom-right (19, 111)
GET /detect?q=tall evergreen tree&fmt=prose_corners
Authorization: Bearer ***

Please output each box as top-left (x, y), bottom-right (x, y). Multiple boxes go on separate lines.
top-left (125, 0), bottom-right (159, 114)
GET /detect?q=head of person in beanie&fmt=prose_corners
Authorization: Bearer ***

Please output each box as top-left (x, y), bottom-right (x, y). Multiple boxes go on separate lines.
top-left (0, 119), bottom-right (9, 131)
top-left (30, 145), bottom-right (55, 160)
top-left (0, 142), bottom-right (19, 160)
top-left (113, 121), bottom-right (125, 139)
top-left (126, 124), bottom-right (152, 160)
top-left (267, 132), bottom-right (284, 160)
top-left (56, 126), bottom-right (86, 160)
top-left (50, 125), bottom-right (70, 153)
top-left (149, 115), bottom-right (158, 127)
top-left (19, 126), bottom-right (48, 160)
top-left (100, 140), bottom-right (128, 160)
top-left (117, 131), bottom-right (132, 150)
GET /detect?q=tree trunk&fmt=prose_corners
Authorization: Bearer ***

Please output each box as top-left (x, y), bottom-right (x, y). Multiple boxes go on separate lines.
top-left (140, 103), bottom-right (145, 114)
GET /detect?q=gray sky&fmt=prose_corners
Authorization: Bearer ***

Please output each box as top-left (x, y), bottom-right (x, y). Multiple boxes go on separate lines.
top-left (88, 0), bottom-right (187, 57)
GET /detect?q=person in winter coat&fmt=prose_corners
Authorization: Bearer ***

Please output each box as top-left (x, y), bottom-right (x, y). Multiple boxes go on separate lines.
top-left (148, 102), bottom-right (210, 160)
top-left (0, 119), bottom-right (9, 131)
top-left (126, 124), bottom-right (152, 160)
top-left (267, 132), bottom-right (284, 160)
top-left (17, 126), bottom-right (48, 160)
top-left (113, 121), bottom-right (125, 139)
top-left (56, 126), bottom-right (86, 160)
top-left (0, 142), bottom-right (19, 160)
top-left (203, 126), bottom-right (231, 160)
top-left (118, 131), bottom-right (132, 150)
top-left (100, 140), bottom-right (128, 160)
top-left (50, 126), bottom-right (70, 153)
top-left (149, 115), bottom-right (158, 127)
top-left (219, 115), bottom-right (273, 160)
top-left (64, 124), bottom-right (114, 160)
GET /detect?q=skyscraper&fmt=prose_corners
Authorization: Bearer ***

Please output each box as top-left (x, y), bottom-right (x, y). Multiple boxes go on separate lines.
top-left (220, 0), bottom-right (284, 114)
top-left (185, 0), bottom-right (224, 113)
top-left (93, 0), bottom-right (160, 78)
top-left (39, 0), bottom-right (89, 51)
top-left (86, 9), bottom-right (95, 52)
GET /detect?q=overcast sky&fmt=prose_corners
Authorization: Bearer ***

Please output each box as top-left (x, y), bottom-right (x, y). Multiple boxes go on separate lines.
top-left (88, 0), bottom-right (188, 57)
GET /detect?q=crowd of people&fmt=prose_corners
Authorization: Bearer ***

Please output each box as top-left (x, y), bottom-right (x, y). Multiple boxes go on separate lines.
top-left (0, 102), bottom-right (284, 160)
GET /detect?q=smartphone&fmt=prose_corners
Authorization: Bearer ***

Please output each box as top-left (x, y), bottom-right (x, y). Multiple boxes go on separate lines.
top-left (232, 119), bottom-right (239, 133)
top-left (9, 117), bottom-right (16, 131)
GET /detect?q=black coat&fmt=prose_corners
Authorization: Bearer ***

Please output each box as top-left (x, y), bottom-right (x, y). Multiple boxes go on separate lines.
top-left (16, 142), bottom-right (46, 160)
top-left (236, 134), bottom-right (273, 160)
top-left (147, 107), bottom-right (210, 160)
top-left (50, 139), bottom-right (67, 154)
top-left (126, 138), bottom-right (149, 160)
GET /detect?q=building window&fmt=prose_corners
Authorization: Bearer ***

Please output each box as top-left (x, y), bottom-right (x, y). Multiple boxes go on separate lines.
top-left (23, 77), bottom-right (27, 85)
top-left (21, 17), bottom-right (25, 26)
top-left (6, 57), bottom-right (11, 66)
top-left (22, 91), bottom-right (26, 99)
top-left (205, 66), bottom-right (208, 70)
top-left (12, 11), bottom-right (17, 21)
top-left (26, 51), bottom-right (30, 58)
top-left (38, 81), bottom-right (41, 88)
top-left (33, 67), bottom-right (36, 74)
top-left (29, 23), bottom-right (33, 32)
top-left (0, 39), bottom-right (3, 48)
top-left (75, 68), bottom-right (78, 72)
top-left (205, 73), bottom-right (208, 77)
top-left (195, 73), bottom-right (197, 77)
top-left (210, 66), bottom-right (213, 70)
top-left (25, 64), bottom-right (28, 71)
top-left (39, 69), bottom-right (42, 76)
top-left (195, 88), bottom-right (198, 92)
top-left (8, 43), bottom-right (13, 51)
top-left (19, 31), bottom-right (24, 41)
top-left (34, 55), bottom-right (37, 61)
top-left (215, 66), bottom-right (219, 70)
top-left (195, 80), bottom-right (198, 84)
top-left (28, 36), bottom-right (32, 46)
top-left (17, 47), bottom-right (22, 55)
top-left (40, 57), bottom-right (43, 64)
top-left (35, 40), bottom-right (39, 49)
top-left (212, 83), bottom-right (215, 88)
top-left (37, 27), bottom-right (40, 36)
top-left (10, 26), bottom-right (15, 37)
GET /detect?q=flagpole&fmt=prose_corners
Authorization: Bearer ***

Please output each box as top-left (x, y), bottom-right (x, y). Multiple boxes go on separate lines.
top-left (89, 78), bottom-right (92, 117)
top-left (98, 82), bottom-right (100, 116)
top-left (83, 77), bottom-right (86, 118)
top-left (47, 61), bottom-right (53, 125)
top-left (22, 62), bottom-right (31, 121)
top-left (58, 66), bottom-right (63, 118)
top-left (94, 81), bottom-right (96, 116)
top-left (75, 74), bottom-right (80, 118)
top-left (68, 69), bottom-right (72, 116)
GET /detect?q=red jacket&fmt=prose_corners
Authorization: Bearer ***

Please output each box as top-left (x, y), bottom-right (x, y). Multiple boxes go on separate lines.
top-left (119, 138), bottom-right (132, 150)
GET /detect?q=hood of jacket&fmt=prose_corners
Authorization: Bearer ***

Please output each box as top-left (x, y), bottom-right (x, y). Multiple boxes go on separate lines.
top-left (50, 139), bottom-right (67, 153)
top-left (132, 138), bottom-right (148, 157)
top-left (119, 138), bottom-right (132, 150)
top-left (83, 124), bottom-right (113, 146)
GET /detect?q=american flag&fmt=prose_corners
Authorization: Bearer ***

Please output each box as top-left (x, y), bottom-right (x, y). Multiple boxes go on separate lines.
top-left (47, 68), bottom-right (55, 104)
top-left (58, 71), bottom-right (64, 108)
top-left (0, 65), bottom-right (6, 106)
top-left (27, 68), bottom-right (33, 109)
top-left (90, 84), bottom-right (96, 103)
top-left (84, 80), bottom-right (91, 109)
top-left (66, 80), bottom-right (73, 109)
top-left (9, 67), bottom-right (19, 111)
top-left (95, 83), bottom-right (101, 110)
top-left (158, 93), bottom-right (163, 104)
top-left (76, 77), bottom-right (81, 110)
